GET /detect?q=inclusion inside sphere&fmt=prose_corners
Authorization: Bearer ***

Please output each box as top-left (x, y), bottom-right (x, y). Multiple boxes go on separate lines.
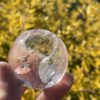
top-left (8, 29), bottom-right (68, 89)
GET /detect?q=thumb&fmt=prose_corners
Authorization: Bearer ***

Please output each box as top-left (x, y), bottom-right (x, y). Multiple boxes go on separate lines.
top-left (0, 62), bottom-right (22, 100)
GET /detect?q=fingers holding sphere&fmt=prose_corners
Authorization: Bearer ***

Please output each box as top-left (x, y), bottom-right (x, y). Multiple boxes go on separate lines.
top-left (36, 73), bottom-right (74, 100)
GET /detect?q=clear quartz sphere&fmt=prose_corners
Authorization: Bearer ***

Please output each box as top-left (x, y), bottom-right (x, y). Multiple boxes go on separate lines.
top-left (8, 29), bottom-right (68, 89)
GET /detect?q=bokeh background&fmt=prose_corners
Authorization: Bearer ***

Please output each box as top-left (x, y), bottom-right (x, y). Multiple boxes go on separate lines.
top-left (0, 0), bottom-right (100, 100)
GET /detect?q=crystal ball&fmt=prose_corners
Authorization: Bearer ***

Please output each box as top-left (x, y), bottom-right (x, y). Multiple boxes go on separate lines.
top-left (8, 29), bottom-right (68, 89)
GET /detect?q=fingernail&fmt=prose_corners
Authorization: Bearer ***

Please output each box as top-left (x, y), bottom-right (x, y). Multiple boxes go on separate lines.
top-left (66, 73), bottom-right (74, 85)
top-left (63, 73), bottom-right (74, 89)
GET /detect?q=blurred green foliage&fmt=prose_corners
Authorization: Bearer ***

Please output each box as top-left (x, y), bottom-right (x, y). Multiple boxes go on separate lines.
top-left (0, 0), bottom-right (100, 100)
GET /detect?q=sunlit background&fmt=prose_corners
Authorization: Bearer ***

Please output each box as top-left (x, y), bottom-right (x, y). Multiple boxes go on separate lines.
top-left (0, 0), bottom-right (100, 100)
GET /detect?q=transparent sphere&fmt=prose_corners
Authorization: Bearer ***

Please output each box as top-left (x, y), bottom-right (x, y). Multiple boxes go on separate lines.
top-left (8, 29), bottom-right (68, 89)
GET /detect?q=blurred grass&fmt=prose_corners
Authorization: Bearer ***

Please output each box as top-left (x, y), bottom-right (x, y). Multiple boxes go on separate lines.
top-left (0, 0), bottom-right (100, 100)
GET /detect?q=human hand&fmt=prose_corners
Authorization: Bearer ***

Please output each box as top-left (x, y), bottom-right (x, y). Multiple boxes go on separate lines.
top-left (0, 61), bottom-right (74, 100)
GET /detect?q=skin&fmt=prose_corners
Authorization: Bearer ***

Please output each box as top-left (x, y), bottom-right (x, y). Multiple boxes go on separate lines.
top-left (0, 61), bottom-right (74, 100)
